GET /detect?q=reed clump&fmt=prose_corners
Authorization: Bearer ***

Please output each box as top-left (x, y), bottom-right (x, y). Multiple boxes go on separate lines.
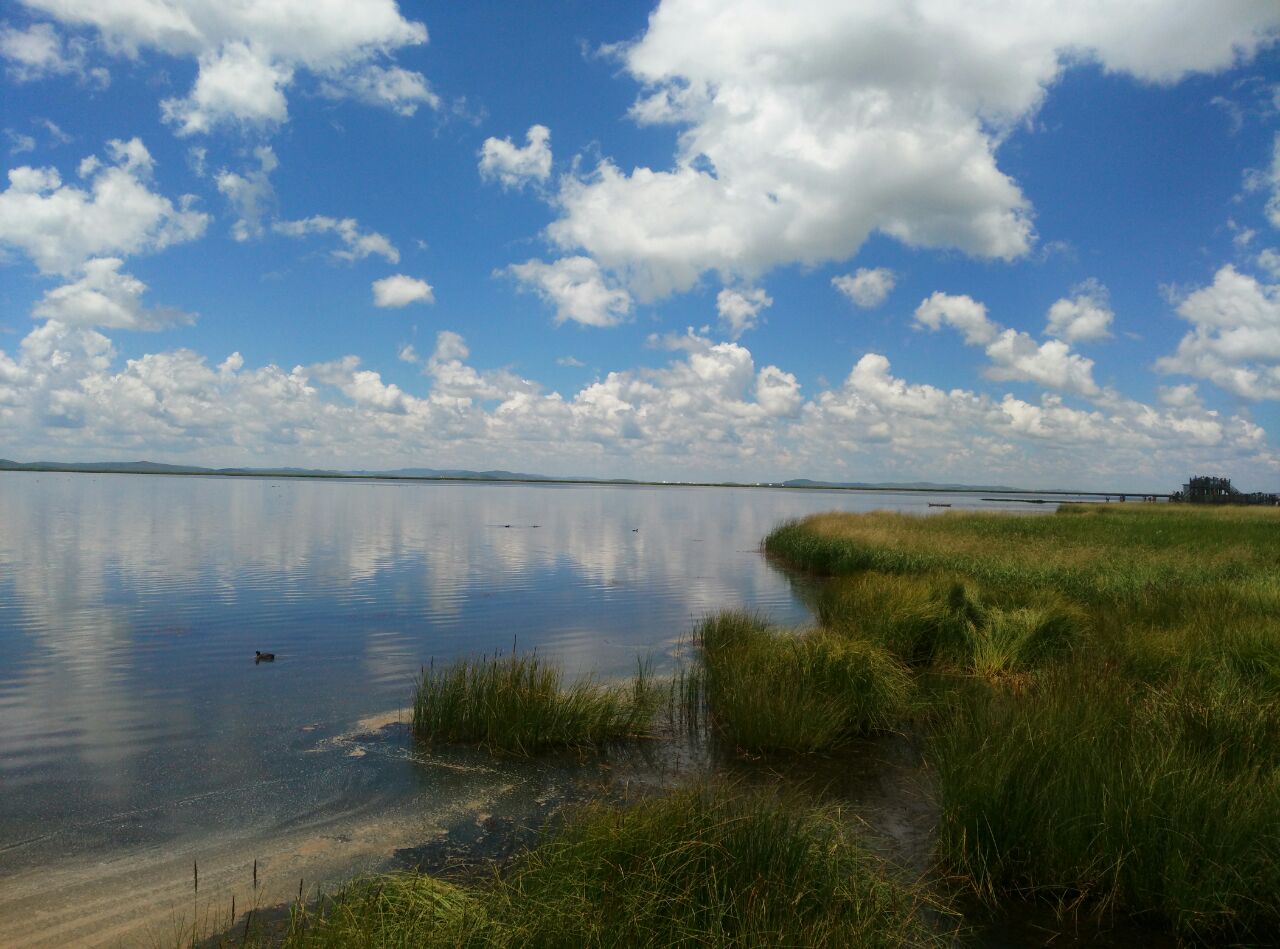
top-left (411, 652), bottom-right (660, 755)
top-left (276, 786), bottom-right (951, 948)
top-left (693, 610), bottom-right (911, 754)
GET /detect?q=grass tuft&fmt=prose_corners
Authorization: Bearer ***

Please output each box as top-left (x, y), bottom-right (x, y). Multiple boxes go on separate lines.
top-left (411, 652), bottom-right (660, 755)
top-left (694, 610), bottom-right (911, 754)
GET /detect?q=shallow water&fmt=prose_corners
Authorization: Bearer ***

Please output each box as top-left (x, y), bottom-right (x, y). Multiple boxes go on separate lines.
top-left (0, 472), bottom-right (1065, 945)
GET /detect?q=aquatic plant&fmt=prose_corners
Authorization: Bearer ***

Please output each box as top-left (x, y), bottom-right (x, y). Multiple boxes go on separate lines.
top-left (411, 652), bottom-right (660, 755)
top-left (694, 610), bottom-right (911, 753)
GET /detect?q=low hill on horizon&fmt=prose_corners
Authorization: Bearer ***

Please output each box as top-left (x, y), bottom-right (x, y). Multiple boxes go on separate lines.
top-left (0, 458), bottom-right (1091, 494)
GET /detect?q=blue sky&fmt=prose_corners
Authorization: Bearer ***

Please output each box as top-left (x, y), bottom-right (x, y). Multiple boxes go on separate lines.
top-left (1, 1), bottom-right (1279, 491)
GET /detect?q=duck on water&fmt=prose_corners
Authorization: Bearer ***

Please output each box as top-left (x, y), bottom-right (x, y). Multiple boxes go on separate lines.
top-left (255, 651), bottom-right (275, 663)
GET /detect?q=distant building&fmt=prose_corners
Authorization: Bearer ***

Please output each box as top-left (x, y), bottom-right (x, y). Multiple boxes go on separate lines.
top-left (1171, 475), bottom-right (1279, 505)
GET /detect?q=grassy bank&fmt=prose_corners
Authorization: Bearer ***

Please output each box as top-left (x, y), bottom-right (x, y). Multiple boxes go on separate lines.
top-left (269, 786), bottom-right (949, 948)
top-left (766, 505), bottom-right (1280, 941)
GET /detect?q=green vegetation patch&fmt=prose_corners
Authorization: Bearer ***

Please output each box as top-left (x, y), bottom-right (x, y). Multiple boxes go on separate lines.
top-left (766, 504), bottom-right (1280, 611)
top-left (931, 669), bottom-right (1280, 941)
top-left (411, 652), bottom-right (660, 755)
top-left (277, 786), bottom-right (951, 948)
top-left (693, 610), bottom-right (911, 754)
top-left (768, 504), bottom-right (1280, 941)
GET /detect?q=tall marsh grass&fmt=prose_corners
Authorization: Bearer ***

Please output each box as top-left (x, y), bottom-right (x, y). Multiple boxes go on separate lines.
top-left (931, 668), bottom-right (1280, 941)
top-left (818, 573), bottom-right (1084, 680)
top-left (411, 652), bottom-right (660, 755)
top-left (771, 504), bottom-right (1280, 940)
top-left (694, 610), bottom-right (911, 753)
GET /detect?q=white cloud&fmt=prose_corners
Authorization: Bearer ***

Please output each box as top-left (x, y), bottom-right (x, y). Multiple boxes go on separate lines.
top-left (541, 0), bottom-right (1279, 301)
top-left (0, 21), bottom-right (107, 85)
top-left (479, 125), bottom-right (552, 189)
top-left (161, 41), bottom-right (292, 135)
top-left (0, 319), bottom-right (1273, 488)
top-left (0, 138), bottom-right (207, 275)
top-left (6, 130), bottom-right (36, 155)
top-left (1259, 248), bottom-right (1280, 279)
top-left (716, 286), bottom-right (772, 338)
top-left (1045, 278), bottom-right (1113, 342)
top-left (1158, 383), bottom-right (1201, 408)
top-left (755, 365), bottom-right (802, 418)
top-left (556, 355), bottom-right (585, 367)
top-left (1244, 133), bottom-right (1280, 229)
top-left (23, 0), bottom-right (429, 132)
top-left (214, 145), bottom-right (277, 241)
top-left (319, 64), bottom-right (438, 116)
top-left (32, 257), bottom-right (194, 331)
top-left (372, 274), bottom-right (433, 307)
top-left (985, 330), bottom-right (1100, 396)
top-left (508, 256), bottom-right (632, 327)
top-left (1156, 264), bottom-right (1280, 400)
top-left (36, 117), bottom-right (72, 145)
top-left (833, 267), bottom-right (897, 309)
top-left (915, 287), bottom-right (1103, 396)
top-left (274, 215), bottom-right (399, 264)
top-left (914, 292), bottom-right (997, 345)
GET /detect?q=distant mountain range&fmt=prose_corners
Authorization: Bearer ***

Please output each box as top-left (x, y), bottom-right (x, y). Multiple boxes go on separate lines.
top-left (0, 458), bottom-right (1033, 493)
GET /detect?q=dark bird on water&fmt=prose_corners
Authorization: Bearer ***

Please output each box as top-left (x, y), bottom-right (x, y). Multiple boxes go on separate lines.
top-left (255, 651), bottom-right (275, 663)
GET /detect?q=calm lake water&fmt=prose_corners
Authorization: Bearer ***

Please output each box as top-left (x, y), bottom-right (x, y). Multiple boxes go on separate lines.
top-left (0, 472), bottom-right (1066, 946)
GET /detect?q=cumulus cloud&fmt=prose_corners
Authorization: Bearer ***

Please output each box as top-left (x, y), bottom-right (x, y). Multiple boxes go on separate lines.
top-left (0, 21), bottom-right (107, 86)
top-left (985, 330), bottom-right (1100, 396)
top-left (716, 286), bottom-right (772, 338)
top-left (479, 125), bottom-right (552, 189)
top-left (1259, 248), bottom-right (1280, 279)
top-left (540, 0), bottom-right (1280, 301)
top-left (161, 41), bottom-right (292, 135)
top-left (318, 64), bottom-right (439, 116)
top-left (1156, 264), bottom-right (1280, 400)
top-left (1045, 278), bottom-right (1114, 342)
top-left (0, 138), bottom-right (207, 275)
top-left (32, 257), bottom-right (194, 331)
top-left (23, 0), bottom-right (430, 132)
top-left (0, 317), bottom-right (1272, 487)
top-left (214, 145), bottom-right (277, 241)
top-left (914, 292), bottom-right (997, 345)
top-left (274, 215), bottom-right (399, 264)
top-left (507, 256), bottom-right (632, 327)
top-left (915, 288), bottom-right (1102, 396)
top-left (833, 268), bottom-right (896, 308)
top-left (372, 274), bottom-right (434, 307)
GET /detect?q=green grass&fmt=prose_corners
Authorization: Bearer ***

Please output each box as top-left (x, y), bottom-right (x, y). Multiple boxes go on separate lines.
top-left (411, 652), bottom-right (660, 755)
top-left (931, 668), bottom-right (1280, 941)
top-left (768, 504), bottom-right (1280, 941)
top-left (693, 610), bottom-right (911, 754)
top-left (817, 573), bottom-right (1084, 680)
top-left (765, 505), bottom-right (1280, 612)
top-left (275, 786), bottom-right (951, 948)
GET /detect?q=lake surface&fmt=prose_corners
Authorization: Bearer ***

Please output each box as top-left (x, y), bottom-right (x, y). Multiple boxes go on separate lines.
top-left (0, 472), bottom-right (1066, 945)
